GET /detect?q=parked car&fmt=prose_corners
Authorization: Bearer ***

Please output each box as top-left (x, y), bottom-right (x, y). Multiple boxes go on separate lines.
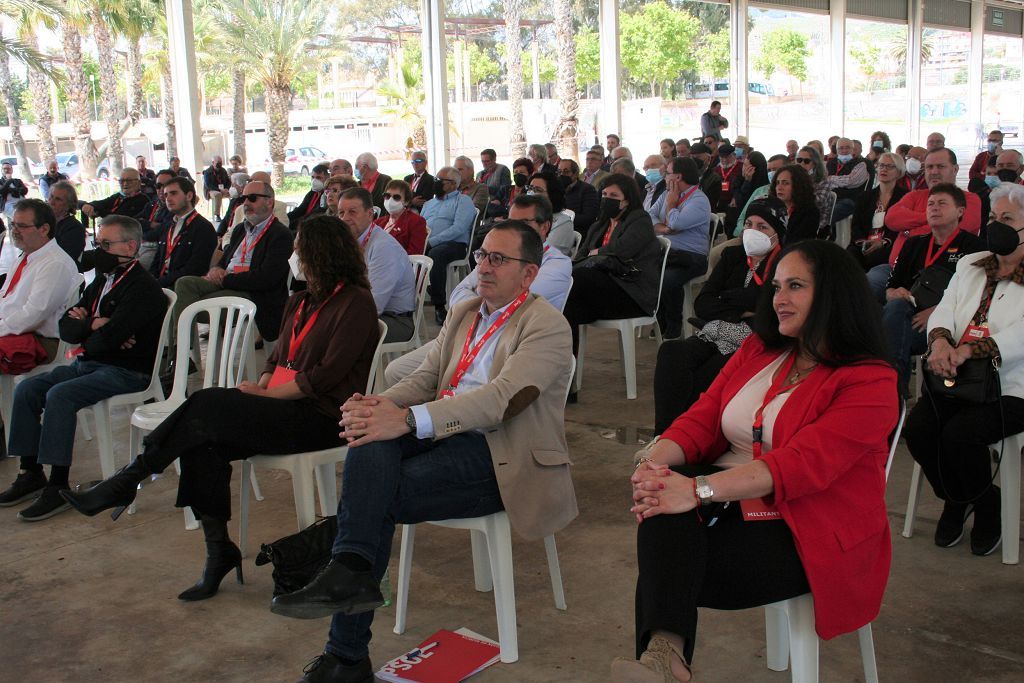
top-left (53, 152), bottom-right (110, 181)
top-left (260, 146), bottom-right (328, 176)
top-left (0, 156), bottom-right (45, 179)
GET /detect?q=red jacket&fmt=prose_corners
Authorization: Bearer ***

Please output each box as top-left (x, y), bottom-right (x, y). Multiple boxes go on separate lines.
top-left (969, 150), bottom-right (992, 181)
top-left (374, 209), bottom-right (428, 256)
top-left (662, 335), bottom-right (898, 640)
top-left (884, 188), bottom-right (982, 265)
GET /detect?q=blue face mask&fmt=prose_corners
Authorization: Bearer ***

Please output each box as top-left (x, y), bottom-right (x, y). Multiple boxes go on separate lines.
top-left (984, 175), bottom-right (1001, 189)
top-left (767, 171), bottom-right (776, 184)
top-left (988, 142), bottom-right (999, 154)
top-left (735, 148), bottom-right (745, 159)
top-left (645, 169), bottom-right (663, 185)
top-left (872, 140), bottom-right (884, 150)
top-left (837, 154), bottom-right (853, 164)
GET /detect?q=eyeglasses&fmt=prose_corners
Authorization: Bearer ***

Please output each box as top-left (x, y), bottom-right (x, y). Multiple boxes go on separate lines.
top-left (795, 157), bottom-right (813, 165)
top-left (241, 193), bottom-right (272, 202)
top-left (525, 185), bottom-right (546, 194)
top-left (876, 163), bottom-right (898, 171)
top-left (92, 238), bottom-right (130, 250)
top-left (9, 221), bottom-right (41, 231)
top-left (382, 192), bottom-right (404, 200)
top-left (411, 159), bottom-right (426, 164)
top-left (473, 248), bottom-right (531, 268)
top-left (118, 178), bottom-right (139, 185)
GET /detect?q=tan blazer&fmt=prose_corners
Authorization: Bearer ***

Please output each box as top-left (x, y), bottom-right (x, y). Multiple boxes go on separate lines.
top-left (584, 169), bottom-right (609, 189)
top-left (384, 293), bottom-right (577, 540)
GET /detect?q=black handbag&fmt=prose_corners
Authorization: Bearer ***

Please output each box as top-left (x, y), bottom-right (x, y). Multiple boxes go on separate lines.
top-left (255, 516), bottom-right (337, 596)
top-left (921, 356), bottom-right (1000, 404)
top-left (583, 253), bottom-right (641, 281)
top-left (909, 266), bottom-right (955, 311)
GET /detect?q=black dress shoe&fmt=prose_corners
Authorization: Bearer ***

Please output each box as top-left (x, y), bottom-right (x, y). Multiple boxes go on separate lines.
top-left (298, 652), bottom-right (373, 683)
top-left (61, 457), bottom-right (150, 520)
top-left (271, 559), bottom-right (384, 620)
top-left (934, 501), bottom-right (974, 548)
top-left (434, 307), bottom-right (447, 326)
top-left (0, 470), bottom-right (47, 507)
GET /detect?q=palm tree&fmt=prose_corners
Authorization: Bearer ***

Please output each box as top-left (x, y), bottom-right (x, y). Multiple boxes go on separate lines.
top-left (215, 0), bottom-right (338, 187)
top-left (504, 0), bottom-right (526, 158)
top-left (106, 0), bottom-right (158, 130)
top-left (377, 61), bottom-right (426, 150)
top-left (552, 0), bottom-right (578, 161)
top-left (17, 4), bottom-right (62, 167)
top-left (889, 32), bottom-right (935, 72)
top-left (60, 1), bottom-right (99, 178)
top-left (87, 0), bottom-right (125, 174)
top-left (231, 67), bottom-right (246, 163)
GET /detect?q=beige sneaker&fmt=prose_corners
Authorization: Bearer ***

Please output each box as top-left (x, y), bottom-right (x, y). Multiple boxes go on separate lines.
top-left (610, 635), bottom-right (691, 682)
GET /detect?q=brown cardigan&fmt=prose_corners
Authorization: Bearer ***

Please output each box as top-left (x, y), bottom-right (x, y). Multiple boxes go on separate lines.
top-left (263, 284), bottom-right (380, 419)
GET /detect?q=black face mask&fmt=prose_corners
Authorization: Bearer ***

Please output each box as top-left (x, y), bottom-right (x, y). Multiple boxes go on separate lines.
top-left (82, 248), bottom-right (130, 275)
top-left (997, 169), bottom-right (1020, 183)
top-left (600, 196), bottom-right (624, 220)
top-left (986, 220), bottom-right (1024, 256)
top-left (557, 175), bottom-right (573, 190)
top-left (435, 186), bottom-right (448, 199)
top-left (513, 173), bottom-right (528, 188)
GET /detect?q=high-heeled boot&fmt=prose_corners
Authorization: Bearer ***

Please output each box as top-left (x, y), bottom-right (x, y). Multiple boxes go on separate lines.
top-left (178, 516), bottom-right (244, 601)
top-left (60, 456), bottom-right (153, 520)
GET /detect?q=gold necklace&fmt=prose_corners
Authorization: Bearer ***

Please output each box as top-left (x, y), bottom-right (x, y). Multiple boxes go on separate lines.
top-left (786, 361), bottom-right (817, 385)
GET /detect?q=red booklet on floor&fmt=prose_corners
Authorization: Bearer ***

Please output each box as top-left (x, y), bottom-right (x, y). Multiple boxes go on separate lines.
top-left (376, 628), bottom-right (500, 682)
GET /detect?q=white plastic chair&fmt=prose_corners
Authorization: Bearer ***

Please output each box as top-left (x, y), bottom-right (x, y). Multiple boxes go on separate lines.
top-left (834, 216), bottom-right (853, 249)
top-left (81, 289), bottom-right (176, 480)
top-left (375, 256), bottom-right (432, 392)
top-left (393, 357), bottom-right (575, 664)
top-left (763, 399), bottom-right (906, 683)
top-left (0, 274), bottom-right (85, 447)
top-left (708, 213), bottom-right (724, 248)
top-left (903, 429), bottom-right (1022, 565)
top-left (683, 270), bottom-right (708, 338)
top-left (445, 208), bottom-right (481, 299)
top-left (421, 227), bottom-right (431, 255)
top-left (569, 231), bottom-right (582, 260)
top-left (127, 297), bottom-right (258, 529)
top-left (237, 320), bottom-right (388, 557)
top-left (573, 236), bottom-right (671, 400)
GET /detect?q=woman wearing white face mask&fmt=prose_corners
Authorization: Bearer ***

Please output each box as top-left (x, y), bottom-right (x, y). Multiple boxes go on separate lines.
top-left (653, 197), bottom-right (788, 432)
top-left (372, 179), bottom-right (428, 255)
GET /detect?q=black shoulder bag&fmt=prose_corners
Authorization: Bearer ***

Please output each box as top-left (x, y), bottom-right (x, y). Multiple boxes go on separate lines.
top-left (255, 516), bottom-right (337, 596)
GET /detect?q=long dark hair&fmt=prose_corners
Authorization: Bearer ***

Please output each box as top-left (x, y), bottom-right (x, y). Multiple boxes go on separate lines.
top-left (296, 215), bottom-right (370, 300)
top-left (746, 151), bottom-right (769, 189)
top-left (529, 171), bottom-right (566, 213)
top-left (771, 163), bottom-right (816, 210)
top-left (601, 172), bottom-right (644, 218)
top-left (752, 240), bottom-right (889, 368)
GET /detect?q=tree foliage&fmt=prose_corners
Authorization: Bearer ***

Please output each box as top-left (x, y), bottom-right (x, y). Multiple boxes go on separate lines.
top-left (620, 2), bottom-right (700, 96)
top-left (754, 28), bottom-right (809, 82)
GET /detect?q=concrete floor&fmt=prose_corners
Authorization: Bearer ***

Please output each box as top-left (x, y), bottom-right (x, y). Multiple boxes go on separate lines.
top-left (1, 326), bottom-right (1022, 682)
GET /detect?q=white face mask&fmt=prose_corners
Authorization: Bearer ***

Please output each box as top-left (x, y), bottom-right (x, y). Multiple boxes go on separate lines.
top-left (742, 228), bottom-right (774, 258)
top-left (384, 197), bottom-right (405, 215)
top-left (288, 251), bottom-right (307, 281)
top-left (905, 158), bottom-right (922, 175)
top-left (311, 178), bottom-right (325, 192)
top-left (229, 186), bottom-right (239, 198)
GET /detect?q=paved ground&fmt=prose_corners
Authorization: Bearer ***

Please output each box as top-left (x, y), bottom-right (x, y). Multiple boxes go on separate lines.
top-left (1, 323), bottom-right (1022, 682)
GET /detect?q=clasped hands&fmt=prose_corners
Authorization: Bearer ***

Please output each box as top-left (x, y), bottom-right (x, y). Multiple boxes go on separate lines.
top-left (338, 393), bottom-right (412, 447)
top-left (204, 267), bottom-right (227, 287)
top-left (630, 461), bottom-right (698, 523)
top-left (927, 337), bottom-right (972, 379)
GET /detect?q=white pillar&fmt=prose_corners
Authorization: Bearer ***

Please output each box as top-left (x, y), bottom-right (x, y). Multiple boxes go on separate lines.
top-left (968, 0), bottom-right (986, 131)
top-left (830, 0), bottom-right (846, 136)
top-left (908, 0), bottom-right (924, 144)
top-left (730, 0), bottom-right (749, 137)
top-left (164, 0), bottom-right (203, 174)
top-left (598, 0), bottom-right (622, 137)
top-left (420, 0), bottom-right (450, 165)
top-left (531, 28), bottom-right (541, 100)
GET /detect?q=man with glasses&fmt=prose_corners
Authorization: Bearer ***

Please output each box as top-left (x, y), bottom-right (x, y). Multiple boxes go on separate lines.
top-left (274, 220), bottom-right (576, 683)
top-left (150, 177), bottom-right (217, 288)
top-left (172, 180), bottom-right (292, 349)
top-left (403, 150), bottom-right (435, 211)
top-left (138, 169), bottom-right (177, 271)
top-left (420, 166), bottom-right (477, 324)
top-left (136, 156), bottom-right (158, 200)
top-left (454, 155), bottom-right (489, 217)
top-left (0, 161), bottom-right (28, 219)
top-left (824, 137), bottom-right (870, 224)
top-left (329, 158), bottom-right (353, 178)
top-left (559, 158), bottom-right (599, 232)
top-left (0, 214), bottom-right (167, 521)
top-left (582, 149), bottom-right (609, 189)
top-left (46, 180), bottom-right (86, 263)
top-left (81, 168), bottom-right (153, 226)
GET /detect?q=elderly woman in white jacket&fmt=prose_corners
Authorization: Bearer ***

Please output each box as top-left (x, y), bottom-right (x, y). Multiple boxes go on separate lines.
top-left (903, 182), bottom-right (1024, 557)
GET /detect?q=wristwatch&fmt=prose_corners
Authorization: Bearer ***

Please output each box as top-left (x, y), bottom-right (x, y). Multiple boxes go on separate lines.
top-left (694, 476), bottom-right (715, 507)
top-left (405, 409), bottom-right (417, 434)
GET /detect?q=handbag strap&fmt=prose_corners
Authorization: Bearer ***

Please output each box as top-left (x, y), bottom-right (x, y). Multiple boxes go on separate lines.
top-left (969, 279), bottom-right (999, 327)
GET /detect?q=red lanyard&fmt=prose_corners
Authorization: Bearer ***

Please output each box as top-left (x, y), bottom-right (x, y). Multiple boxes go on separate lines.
top-left (149, 203), bottom-right (160, 222)
top-left (239, 220), bottom-right (271, 264)
top-left (442, 290), bottom-right (529, 398)
top-left (3, 255), bottom-right (29, 298)
top-left (361, 226), bottom-right (375, 248)
top-left (752, 353), bottom-right (802, 459)
top-left (160, 211), bottom-right (198, 276)
top-left (284, 284), bottom-right (344, 369)
top-left (111, 196), bottom-right (123, 212)
top-left (672, 185), bottom-right (698, 211)
top-left (91, 261), bottom-right (138, 315)
top-left (601, 219), bottom-right (619, 247)
top-left (923, 229), bottom-right (960, 268)
top-left (305, 192), bottom-right (321, 216)
top-left (835, 161), bottom-right (845, 175)
top-left (480, 169), bottom-right (495, 184)
top-left (747, 245), bottom-right (781, 287)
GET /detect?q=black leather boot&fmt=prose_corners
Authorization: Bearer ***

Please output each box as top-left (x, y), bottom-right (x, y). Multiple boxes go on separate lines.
top-left (178, 517), bottom-right (244, 601)
top-left (60, 456), bottom-right (153, 520)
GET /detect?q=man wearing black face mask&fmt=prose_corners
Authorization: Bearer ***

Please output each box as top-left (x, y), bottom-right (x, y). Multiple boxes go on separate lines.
top-left (0, 215), bottom-right (168, 521)
top-left (558, 158), bottom-right (599, 233)
top-left (420, 166), bottom-right (477, 322)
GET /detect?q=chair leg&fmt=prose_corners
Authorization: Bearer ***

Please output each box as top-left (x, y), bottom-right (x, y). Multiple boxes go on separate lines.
top-left (470, 529), bottom-right (493, 592)
top-left (543, 534), bottom-right (567, 610)
top-left (80, 408), bottom-right (93, 441)
top-left (291, 464), bottom-right (317, 530)
top-left (1000, 440), bottom-right (1021, 565)
top-left (764, 604), bottom-right (790, 672)
top-left (786, 596), bottom-right (819, 683)
top-left (484, 514), bottom-right (519, 664)
top-left (619, 325), bottom-right (638, 400)
top-left (126, 424), bottom-right (141, 516)
top-left (572, 327), bottom-right (587, 394)
top-left (238, 461), bottom-right (253, 558)
top-left (249, 466), bottom-right (264, 502)
top-left (858, 624), bottom-right (879, 683)
top-left (183, 506), bottom-right (199, 531)
top-left (393, 524), bottom-right (416, 635)
top-left (902, 462), bottom-right (924, 538)
top-left (0, 375), bottom-right (14, 449)
top-left (314, 462), bottom-right (338, 519)
top-left (93, 403), bottom-right (116, 479)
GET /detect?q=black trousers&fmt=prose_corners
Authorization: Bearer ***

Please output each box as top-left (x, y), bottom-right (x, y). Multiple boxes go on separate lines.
top-left (653, 337), bottom-right (729, 434)
top-left (904, 394), bottom-right (1024, 503)
top-left (635, 464), bottom-right (809, 664)
top-left (141, 387), bottom-right (342, 520)
top-left (563, 267), bottom-right (647, 355)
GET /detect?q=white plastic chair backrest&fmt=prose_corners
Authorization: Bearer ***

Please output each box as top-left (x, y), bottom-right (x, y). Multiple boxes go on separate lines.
top-left (825, 191), bottom-right (837, 225)
top-left (563, 356), bottom-right (576, 403)
top-left (53, 274), bottom-right (87, 361)
top-left (466, 207), bottom-right (482, 252)
top-left (570, 231), bottom-right (582, 260)
top-left (169, 296), bottom-right (257, 400)
top-left (145, 289), bottom-right (178, 402)
top-left (408, 255), bottom-right (433, 340)
top-left (373, 205), bottom-right (381, 219)
top-left (884, 397), bottom-right (907, 482)
top-left (651, 236), bottom-right (672, 317)
top-left (559, 277), bottom-right (572, 314)
top-left (365, 320), bottom-right (388, 393)
top-left (421, 227), bottom-right (431, 255)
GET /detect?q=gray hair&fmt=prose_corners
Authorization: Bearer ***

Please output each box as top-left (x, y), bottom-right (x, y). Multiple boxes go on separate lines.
top-left (436, 165), bottom-right (460, 183)
top-left (51, 179), bottom-right (78, 205)
top-left (610, 158), bottom-right (635, 176)
top-left (612, 146), bottom-right (632, 161)
top-left (454, 155), bottom-right (475, 173)
top-left (528, 144), bottom-right (548, 163)
top-left (878, 152), bottom-right (906, 178)
top-left (998, 149), bottom-right (1024, 166)
top-left (989, 182), bottom-right (1024, 213)
top-left (100, 215), bottom-right (143, 255)
top-left (355, 152), bottom-right (379, 170)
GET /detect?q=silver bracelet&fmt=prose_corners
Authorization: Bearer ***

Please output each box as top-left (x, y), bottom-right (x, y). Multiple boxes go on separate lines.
top-left (633, 456), bottom-right (653, 471)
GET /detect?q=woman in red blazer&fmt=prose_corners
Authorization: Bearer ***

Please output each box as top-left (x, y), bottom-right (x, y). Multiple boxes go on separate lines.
top-left (612, 240), bottom-right (898, 682)
top-left (373, 178), bottom-right (427, 255)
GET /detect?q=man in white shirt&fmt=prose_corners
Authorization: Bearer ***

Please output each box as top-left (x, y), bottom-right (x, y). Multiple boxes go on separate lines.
top-left (383, 194), bottom-right (572, 386)
top-left (336, 188), bottom-right (416, 343)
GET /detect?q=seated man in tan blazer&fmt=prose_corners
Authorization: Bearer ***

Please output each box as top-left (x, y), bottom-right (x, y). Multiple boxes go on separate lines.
top-left (270, 220), bottom-right (577, 682)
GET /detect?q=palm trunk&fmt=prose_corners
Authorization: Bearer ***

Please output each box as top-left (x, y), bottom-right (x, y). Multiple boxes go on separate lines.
top-left (161, 64), bottom-right (177, 159)
top-left (553, 0), bottom-right (578, 162)
top-left (61, 16), bottom-right (99, 178)
top-left (126, 37), bottom-right (143, 122)
top-left (0, 46), bottom-right (31, 180)
top-left (265, 83), bottom-right (291, 188)
top-left (28, 65), bottom-right (56, 165)
top-left (231, 68), bottom-right (246, 163)
top-left (504, 0), bottom-right (526, 158)
top-left (90, 2), bottom-right (124, 175)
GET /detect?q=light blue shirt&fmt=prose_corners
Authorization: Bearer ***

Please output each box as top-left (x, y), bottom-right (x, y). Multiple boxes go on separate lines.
top-left (360, 226), bottom-right (416, 315)
top-left (648, 187), bottom-right (711, 256)
top-left (450, 243), bottom-right (572, 312)
top-left (226, 214), bottom-right (273, 272)
top-left (409, 296), bottom-right (521, 439)
top-left (420, 191), bottom-right (476, 246)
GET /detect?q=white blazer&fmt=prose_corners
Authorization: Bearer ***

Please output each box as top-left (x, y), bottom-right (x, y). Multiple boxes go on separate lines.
top-left (929, 251), bottom-right (1024, 399)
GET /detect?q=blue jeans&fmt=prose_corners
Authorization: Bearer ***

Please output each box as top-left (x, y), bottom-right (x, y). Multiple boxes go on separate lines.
top-left (657, 251), bottom-right (709, 340)
top-left (426, 241), bottom-right (467, 308)
top-left (866, 264), bottom-right (891, 304)
top-left (326, 432), bottom-right (503, 661)
top-left (881, 297), bottom-right (927, 393)
top-left (8, 359), bottom-right (150, 467)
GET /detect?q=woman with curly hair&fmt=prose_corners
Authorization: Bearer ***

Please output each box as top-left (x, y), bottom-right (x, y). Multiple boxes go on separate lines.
top-left (63, 214), bottom-right (382, 602)
top-left (769, 163), bottom-right (821, 242)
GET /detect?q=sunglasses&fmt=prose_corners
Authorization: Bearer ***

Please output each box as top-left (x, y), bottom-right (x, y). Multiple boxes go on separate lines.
top-left (382, 193), bottom-right (404, 201)
top-left (241, 193), bottom-right (272, 202)
top-left (795, 158), bottom-right (813, 165)
top-left (411, 159), bottom-right (426, 164)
